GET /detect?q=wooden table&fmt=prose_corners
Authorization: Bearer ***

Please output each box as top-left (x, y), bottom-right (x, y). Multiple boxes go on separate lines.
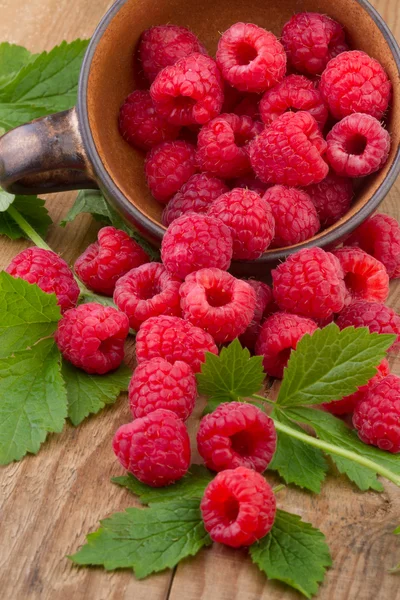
top-left (0, 1), bottom-right (399, 598)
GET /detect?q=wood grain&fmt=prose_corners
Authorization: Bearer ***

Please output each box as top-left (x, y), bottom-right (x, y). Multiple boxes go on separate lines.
top-left (0, 1), bottom-right (400, 598)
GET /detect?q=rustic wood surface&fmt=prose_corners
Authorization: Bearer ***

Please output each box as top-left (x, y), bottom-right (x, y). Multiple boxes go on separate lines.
top-left (0, 1), bottom-right (400, 598)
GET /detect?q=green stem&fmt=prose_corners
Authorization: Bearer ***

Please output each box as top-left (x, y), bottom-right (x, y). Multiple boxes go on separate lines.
top-left (7, 205), bottom-right (52, 250)
top-left (252, 393), bottom-right (275, 406)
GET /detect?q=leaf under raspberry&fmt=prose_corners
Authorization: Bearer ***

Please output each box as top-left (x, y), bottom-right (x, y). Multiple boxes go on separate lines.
top-left (0, 195), bottom-right (52, 239)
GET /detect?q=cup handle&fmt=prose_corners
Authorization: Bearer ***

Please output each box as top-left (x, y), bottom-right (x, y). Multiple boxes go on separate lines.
top-left (0, 107), bottom-right (98, 195)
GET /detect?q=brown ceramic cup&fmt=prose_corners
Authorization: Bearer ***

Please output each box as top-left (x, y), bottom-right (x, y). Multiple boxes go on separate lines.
top-left (0, 0), bottom-right (399, 275)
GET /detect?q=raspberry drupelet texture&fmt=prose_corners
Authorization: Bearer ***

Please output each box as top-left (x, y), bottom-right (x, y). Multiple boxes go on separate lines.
top-left (249, 111), bottom-right (329, 186)
top-left (336, 300), bottom-right (400, 348)
top-left (200, 466), bottom-right (276, 548)
top-left (332, 247), bottom-right (389, 304)
top-left (240, 280), bottom-right (275, 350)
top-left (145, 140), bottom-right (197, 203)
top-left (305, 172), bottom-right (354, 228)
top-left (74, 226), bottom-right (150, 297)
top-left (216, 22), bottom-right (286, 93)
top-left (229, 174), bottom-right (269, 195)
top-left (161, 213), bottom-right (233, 279)
top-left (112, 409), bottom-right (191, 486)
top-left (179, 268), bottom-right (256, 343)
top-left (113, 262), bottom-right (181, 331)
top-left (135, 315), bottom-right (218, 373)
top-left (128, 357), bottom-right (196, 420)
top-left (55, 303), bottom-right (129, 374)
top-left (6, 247), bottom-right (80, 313)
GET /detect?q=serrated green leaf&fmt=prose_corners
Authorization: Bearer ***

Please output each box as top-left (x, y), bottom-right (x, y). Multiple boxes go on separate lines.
top-left (0, 189), bottom-right (15, 211)
top-left (0, 43), bottom-right (33, 88)
top-left (0, 195), bottom-right (52, 239)
top-left (78, 291), bottom-right (117, 308)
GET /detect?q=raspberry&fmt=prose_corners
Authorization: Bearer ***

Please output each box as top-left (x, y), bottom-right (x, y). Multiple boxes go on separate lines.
top-left (249, 111), bottom-right (329, 186)
top-left (336, 300), bottom-right (400, 348)
top-left (196, 113), bottom-right (263, 179)
top-left (6, 247), bottom-right (79, 313)
top-left (230, 174), bottom-right (269, 196)
top-left (326, 113), bottom-right (391, 178)
top-left (305, 172), bottom-right (353, 228)
top-left (232, 93), bottom-right (261, 119)
top-left (150, 54), bottom-right (224, 126)
top-left (162, 174), bottom-right (229, 227)
top-left (207, 188), bottom-right (275, 259)
top-left (216, 22), bottom-right (286, 93)
top-left (353, 374), bottom-right (400, 453)
top-left (113, 263), bottom-right (181, 331)
top-left (74, 227), bottom-right (149, 297)
top-left (319, 50), bottom-right (392, 121)
top-left (239, 280), bottom-right (275, 350)
top-left (262, 185), bottom-right (320, 248)
top-left (145, 140), bottom-right (197, 203)
top-left (272, 247), bottom-right (346, 320)
top-left (161, 213), bottom-right (233, 279)
top-left (332, 247), bottom-right (389, 304)
top-left (347, 214), bottom-right (400, 279)
top-left (55, 303), bottom-right (129, 374)
top-left (128, 358), bottom-right (196, 420)
top-left (259, 75), bottom-right (328, 128)
top-left (138, 25), bottom-right (207, 83)
top-left (200, 466), bottom-right (276, 547)
top-left (281, 12), bottom-right (348, 75)
top-left (135, 315), bottom-right (218, 373)
top-left (179, 268), bottom-right (256, 343)
top-left (255, 312), bottom-right (318, 378)
top-left (112, 409), bottom-right (191, 486)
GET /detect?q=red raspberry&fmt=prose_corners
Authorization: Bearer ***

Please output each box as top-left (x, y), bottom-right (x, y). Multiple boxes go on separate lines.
top-left (332, 247), bottom-right (389, 304)
top-left (320, 50), bottom-right (391, 120)
top-left (208, 188), bottom-right (275, 259)
top-left (135, 315), bottom-right (218, 373)
top-left (145, 140), bottom-right (197, 203)
top-left (138, 25), bottom-right (207, 83)
top-left (128, 358), bottom-right (196, 421)
top-left (255, 312), bottom-right (318, 378)
top-left (216, 22), bottom-right (286, 93)
top-left (262, 185), bottom-right (320, 248)
top-left (179, 268), bottom-right (256, 343)
top-left (305, 172), bottom-right (353, 228)
top-left (6, 247), bottom-right (79, 313)
top-left (347, 214), bottom-right (400, 280)
top-left (239, 280), bottom-right (275, 350)
top-left (55, 303), bottom-right (129, 374)
top-left (353, 374), bottom-right (400, 453)
top-left (113, 263), bottom-right (181, 331)
top-left (74, 226), bottom-right (149, 297)
top-left (272, 247), bottom-right (346, 320)
top-left (326, 113), bottom-right (391, 178)
top-left (281, 12), bottom-right (348, 75)
top-left (249, 111), bottom-right (329, 186)
top-left (259, 75), bottom-right (328, 128)
top-left (162, 174), bottom-right (229, 227)
top-left (150, 54), bottom-right (224, 126)
top-left (200, 466), bottom-right (276, 547)
top-left (232, 93), bottom-right (261, 119)
top-left (336, 300), bottom-right (400, 349)
top-left (161, 213), bottom-right (233, 279)
top-left (229, 174), bottom-right (269, 195)
top-left (112, 409), bottom-right (191, 486)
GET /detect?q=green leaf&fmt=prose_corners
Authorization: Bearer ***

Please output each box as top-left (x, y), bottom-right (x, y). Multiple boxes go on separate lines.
top-left (0, 338), bottom-right (67, 464)
top-left (0, 43), bottom-right (33, 88)
top-left (277, 324), bottom-right (395, 407)
top-left (70, 499), bottom-right (211, 578)
top-left (0, 189), bottom-right (15, 211)
top-left (0, 195), bottom-right (52, 239)
top-left (78, 291), bottom-right (117, 308)
top-left (250, 509), bottom-right (332, 598)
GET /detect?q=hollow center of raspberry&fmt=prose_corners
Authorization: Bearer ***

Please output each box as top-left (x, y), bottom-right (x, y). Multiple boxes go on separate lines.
top-left (345, 134), bottom-right (367, 156)
top-left (173, 95), bottom-right (197, 112)
top-left (138, 280), bottom-right (161, 300)
top-left (234, 130), bottom-right (252, 147)
top-left (344, 272), bottom-right (366, 297)
top-left (235, 42), bottom-right (258, 66)
top-left (230, 430), bottom-right (256, 457)
top-left (98, 337), bottom-right (116, 354)
top-left (206, 288), bottom-right (232, 307)
top-left (222, 496), bottom-right (240, 523)
top-left (278, 347), bottom-right (292, 366)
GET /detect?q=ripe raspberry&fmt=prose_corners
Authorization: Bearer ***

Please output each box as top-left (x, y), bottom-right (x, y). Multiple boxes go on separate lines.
top-left (353, 374), bottom-right (400, 453)
top-left (150, 54), bottom-right (224, 126)
top-left (305, 172), bottom-right (353, 228)
top-left (259, 75), bottom-right (328, 128)
top-left (239, 280), bottom-right (275, 350)
top-left (161, 213), bottom-right (233, 279)
top-left (179, 268), bottom-right (256, 343)
top-left (272, 247), bottom-right (346, 320)
top-left (262, 185), bottom-right (320, 248)
top-left (255, 312), bottom-right (318, 378)
top-left (216, 22), bottom-right (286, 93)
top-left (74, 226), bottom-right (149, 297)
top-left (232, 93), bottom-right (261, 119)
top-left (200, 466), bottom-right (276, 547)
top-left (135, 315), bottom-right (218, 373)
top-left (113, 409), bottom-right (191, 486)
top-left (332, 247), bottom-right (389, 304)
top-left (336, 300), bottom-right (400, 348)
top-left (196, 113), bottom-right (263, 179)
top-left (281, 12), bottom-right (348, 75)
top-left (249, 111), bottom-right (329, 186)
top-left (55, 303), bottom-right (129, 374)
top-left (128, 358), bottom-right (196, 421)
top-left (145, 140), bottom-right (197, 203)
top-left (113, 263), bottom-right (181, 331)
top-left (326, 113), bottom-right (391, 178)
top-left (230, 174), bottom-right (269, 195)
top-left (6, 247), bottom-right (79, 313)
top-left (162, 174), bottom-right (229, 227)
